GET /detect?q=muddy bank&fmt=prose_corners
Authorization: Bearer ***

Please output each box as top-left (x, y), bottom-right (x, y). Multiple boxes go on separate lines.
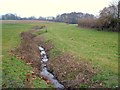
top-left (12, 26), bottom-right (52, 77)
top-left (47, 53), bottom-right (98, 88)
top-left (12, 26), bottom-right (102, 88)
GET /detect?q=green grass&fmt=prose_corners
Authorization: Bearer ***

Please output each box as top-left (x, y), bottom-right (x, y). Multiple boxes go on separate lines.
top-left (37, 22), bottom-right (118, 88)
top-left (32, 77), bottom-right (53, 88)
top-left (2, 23), bottom-right (52, 88)
top-left (2, 21), bottom-right (118, 88)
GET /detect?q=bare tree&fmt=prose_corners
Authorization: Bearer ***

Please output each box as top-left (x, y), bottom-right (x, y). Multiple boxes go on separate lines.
top-left (98, 2), bottom-right (119, 31)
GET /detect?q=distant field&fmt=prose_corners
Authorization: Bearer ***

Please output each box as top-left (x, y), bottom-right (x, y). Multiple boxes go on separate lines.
top-left (2, 20), bottom-right (118, 88)
top-left (2, 20), bottom-right (50, 24)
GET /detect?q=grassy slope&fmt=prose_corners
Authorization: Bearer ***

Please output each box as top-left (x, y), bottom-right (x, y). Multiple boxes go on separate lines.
top-left (38, 22), bottom-right (118, 87)
top-left (2, 23), bottom-right (52, 88)
top-left (2, 21), bottom-right (118, 88)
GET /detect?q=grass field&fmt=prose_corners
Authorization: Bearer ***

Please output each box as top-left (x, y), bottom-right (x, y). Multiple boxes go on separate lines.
top-left (2, 20), bottom-right (118, 88)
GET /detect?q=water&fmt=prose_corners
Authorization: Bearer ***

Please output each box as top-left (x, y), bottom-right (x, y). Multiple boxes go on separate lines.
top-left (39, 46), bottom-right (64, 89)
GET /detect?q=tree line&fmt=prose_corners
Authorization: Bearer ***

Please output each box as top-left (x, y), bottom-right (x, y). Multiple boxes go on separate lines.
top-left (1, 13), bottom-right (47, 20)
top-left (1, 12), bottom-right (94, 24)
top-left (1, 1), bottom-right (119, 32)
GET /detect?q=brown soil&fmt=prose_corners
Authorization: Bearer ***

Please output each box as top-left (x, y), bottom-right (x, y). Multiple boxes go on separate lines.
top-left (13, 32), bottom-right (40, 75)
top-left (47, 53), bottom-right (98, 88)
top-left (12, 26), bottom-right (102, 88)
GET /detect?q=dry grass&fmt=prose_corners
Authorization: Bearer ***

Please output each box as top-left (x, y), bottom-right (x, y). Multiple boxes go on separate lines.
top-left (2, 20), bottom-right (49, 24)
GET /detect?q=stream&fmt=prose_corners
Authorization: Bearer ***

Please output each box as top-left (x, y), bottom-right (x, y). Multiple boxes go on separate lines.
top-left (39, 46), bottom-right (64, 89)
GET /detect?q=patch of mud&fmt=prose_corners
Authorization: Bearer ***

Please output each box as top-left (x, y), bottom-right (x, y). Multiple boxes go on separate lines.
top-left (47, 53), bottom-right (98, 88)
top-left (13, 32), bottom-right (40, 72)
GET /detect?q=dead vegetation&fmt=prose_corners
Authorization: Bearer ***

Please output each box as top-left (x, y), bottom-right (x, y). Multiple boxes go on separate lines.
top-left (47, 53), bottom-right (98, 88)
top-left (2, 20), bottom-right (48, 24)
top-left (11, 26), bottom-right (102, 88)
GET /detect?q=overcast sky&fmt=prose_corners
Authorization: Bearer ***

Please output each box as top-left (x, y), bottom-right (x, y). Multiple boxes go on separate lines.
top-left (0, 0), bottom-right (118, 18)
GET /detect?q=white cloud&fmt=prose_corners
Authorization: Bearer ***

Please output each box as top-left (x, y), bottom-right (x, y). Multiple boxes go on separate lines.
top-left (0, 0), bottom-right (117, 17)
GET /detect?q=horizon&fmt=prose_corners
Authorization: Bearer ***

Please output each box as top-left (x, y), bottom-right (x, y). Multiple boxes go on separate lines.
top-left (0, 0), bottom-right (118, 18)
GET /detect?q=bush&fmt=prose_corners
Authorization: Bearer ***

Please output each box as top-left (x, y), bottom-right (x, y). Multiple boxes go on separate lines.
top-left (78, 18), bottom-right (97, 28)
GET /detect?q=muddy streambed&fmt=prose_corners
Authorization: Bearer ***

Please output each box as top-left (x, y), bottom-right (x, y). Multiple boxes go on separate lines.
top-left (39, 46), bottom-right (64, 89)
